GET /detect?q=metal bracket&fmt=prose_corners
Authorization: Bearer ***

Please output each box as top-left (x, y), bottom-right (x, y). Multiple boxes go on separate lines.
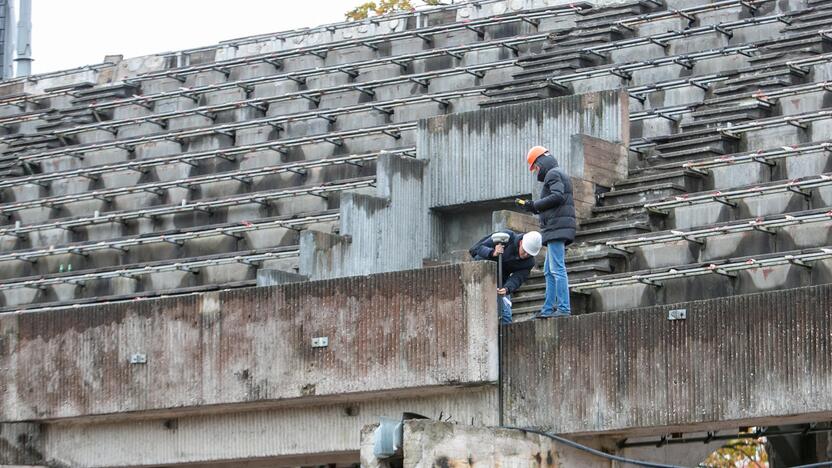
top-left (667, 308), bottom-right (687, 320)
top-left (312, 336), bottom-right (329, 348)
top-left (129, 353), bottom-right (147, 364)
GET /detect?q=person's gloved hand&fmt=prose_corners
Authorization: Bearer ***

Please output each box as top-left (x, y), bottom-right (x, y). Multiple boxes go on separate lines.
top-left (516, 198), bottom-right (539, 214)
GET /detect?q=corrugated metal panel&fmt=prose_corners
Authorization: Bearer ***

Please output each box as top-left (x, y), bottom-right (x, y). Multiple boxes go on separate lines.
top-left (42, 387), bottom-right (499, 467)
top-left (1, 262), bottom-right (497, 422)
top-left (418, 91), bottom-right (627, 208)
top-left (502, 284), bottom-right (832, 435)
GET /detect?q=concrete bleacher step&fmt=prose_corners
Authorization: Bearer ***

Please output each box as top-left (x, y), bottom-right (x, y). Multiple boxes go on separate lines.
top-left (713, 69), bottom-right (805, 95)
top-left (681, 112), bottom-right (762, 131)
top-left (481, 82), bottom-right (570, 108)
top-left (713, 78), bottom-right (802, 98)
top-left (512, 55), bottom-right (592, 80)
top-left (573, 1), bottom-right (658, 29)
top-left (681, 102), bottom-right (773, 131)
top-left (575, 219), bottom-right (652, 243)
top-left (782, 17), bottom-right (832, 35)
top-left (0, 279), bottom-right (257, 313)
top-left (760, 32), bottom-right (832, 55)
top-left (611, 170), bottom-right (705, 192)
top-left (653, 134), bottom-right (739, 155)
top-left (541, 29), bottom-right (622, 51)
top-left (597, 182), bottom-right (687, 206)
top-left (71, 83), bottom-right (140, 106)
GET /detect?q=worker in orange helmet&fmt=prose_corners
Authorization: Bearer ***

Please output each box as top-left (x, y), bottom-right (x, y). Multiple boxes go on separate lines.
top-left (516, 146), bottom-right (576, 318)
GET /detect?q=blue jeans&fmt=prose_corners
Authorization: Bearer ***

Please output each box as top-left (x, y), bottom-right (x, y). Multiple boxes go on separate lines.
top-left (539, 241), bottom-right (570, 317)
top-left (499, 294), bottom-right (512, 325)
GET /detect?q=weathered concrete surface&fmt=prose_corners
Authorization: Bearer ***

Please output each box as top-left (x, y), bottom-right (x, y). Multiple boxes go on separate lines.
top-left (302, 92), bottom-right (629, 281)
top-left (0, 423), bottom-right (42, 466)
top-left (503, 284), bottom-right (832, 436)
top-left (37, 387), bottom-right (498, 468)
top-left (0, 262), bottom-right (498, 422)
top-left (569, 134), bottom-right (629, 220)
top-left (360, 420), bottom-right (607, 467)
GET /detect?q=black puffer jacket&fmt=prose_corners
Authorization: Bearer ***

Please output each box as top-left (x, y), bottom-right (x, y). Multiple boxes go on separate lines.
top-left (532, 155), bottom-right (576, 245)
top-left (469, 230), bottom-right (535, 294)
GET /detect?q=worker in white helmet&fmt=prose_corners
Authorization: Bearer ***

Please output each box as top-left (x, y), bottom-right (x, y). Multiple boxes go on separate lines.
top-left (469, 230), bottom-right (543, 324)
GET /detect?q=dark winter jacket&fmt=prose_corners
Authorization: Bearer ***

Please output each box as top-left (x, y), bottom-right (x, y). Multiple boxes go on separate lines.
top-left (468, 230), bottom-right (535, 294)
top-left (532, 155), bottom-right (576, 245)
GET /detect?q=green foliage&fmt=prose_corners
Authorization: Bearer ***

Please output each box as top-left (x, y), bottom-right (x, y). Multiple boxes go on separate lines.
top-left (345, 0), bottom-right (443, 21)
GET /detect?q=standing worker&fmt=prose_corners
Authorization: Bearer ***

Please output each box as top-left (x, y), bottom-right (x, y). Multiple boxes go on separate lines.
top-left (469, 229), bottom-right (543, 324)
top-left (517, 146), bottom-right (576, 319)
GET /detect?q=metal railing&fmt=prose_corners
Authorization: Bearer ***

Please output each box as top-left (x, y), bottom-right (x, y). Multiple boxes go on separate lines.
top-left (0, 177), bottom-right (374, 237)
top-left (14, 118), bottom-right (418, 166)
top-left (682, 141), bottom-right (832, 174)
top-left (0, 246), bottom-right (299, 292)
top-left (606, 208), bottom-right (832, 252)
top-left (0, 148), bottom-right (413, 191)
top-left (548, 44), bottom-right (760, 86)
top-left (26, 72), bottom-right (500, 141)
top-left (0, 211), bottom-right (338, 264)
top-left (125, 5), bottom-right (587, 85)
top-left (0, 32), bottom-right (541, 118)
top-left (644, 172), bottom-right (832, 213)
top-left (571, 246), bottom-right (832, 292)
top-left (0, 153), bottom-right (386, 215)
top-left (616, 0), bottom-right (770, 28)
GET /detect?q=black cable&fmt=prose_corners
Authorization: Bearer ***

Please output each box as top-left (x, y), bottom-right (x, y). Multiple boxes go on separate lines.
top-left (500, 426), bottom-right (689, 468)
top-left (790, 463), bottom-right (832, 468)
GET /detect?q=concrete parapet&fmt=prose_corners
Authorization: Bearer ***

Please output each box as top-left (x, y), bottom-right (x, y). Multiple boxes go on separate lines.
top-left (0, 262), bottom-right (497, 422)
top-left (503, 283), bottom-right (832, 436)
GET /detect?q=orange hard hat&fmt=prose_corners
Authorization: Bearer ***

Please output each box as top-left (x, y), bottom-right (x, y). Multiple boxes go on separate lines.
top-left (526, 146), bottom-right (548, 171)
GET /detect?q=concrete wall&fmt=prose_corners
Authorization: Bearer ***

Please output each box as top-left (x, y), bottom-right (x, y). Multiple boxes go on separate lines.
top-left (0, 262), bottom-right (498, 422)
top-left (360, 420), bottom-right (608, 467)
top-left (418, 90), bottom-right (628, 209)
top-left (502, 283), bottom-right (832, 436)
top-left (301, 91), bottom-right (628, 280)
top-left (37, 387), bottom-right (498, 468)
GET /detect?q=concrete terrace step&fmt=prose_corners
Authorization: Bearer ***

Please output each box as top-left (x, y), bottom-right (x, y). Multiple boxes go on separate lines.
top-left (597, 182), bottom-right (687, 206)
top-left (782, 18), bottom-right (832, 34)
top-left (689, 101), bottom-right (772, 120)
top-left (650, 145), bottom-right (728, 163)
top-left (654, 134), bottom-right (739, 154)
top-left (512, 59), bottom-right (588, 80)
top-left (543, 29), bottom-right (622, 50)
top-left (612, 170), bottom-right (705, 192)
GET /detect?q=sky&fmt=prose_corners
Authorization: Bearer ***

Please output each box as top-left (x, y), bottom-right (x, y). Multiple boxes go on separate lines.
top-left (32, 0), bottom-right (357, 74)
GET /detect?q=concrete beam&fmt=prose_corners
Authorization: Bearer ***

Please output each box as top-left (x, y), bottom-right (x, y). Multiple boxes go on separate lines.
top-left (503, 284), bottom-right (832, 436)
top-left (360, 420), bottom-right (607, 467)
top-left (0, 262), bottom-right (498, 422)
top-left (40, 387), bottom-right (498, 467)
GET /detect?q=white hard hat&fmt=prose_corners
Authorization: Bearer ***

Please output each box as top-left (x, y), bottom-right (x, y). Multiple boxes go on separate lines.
top-left (522, 231), bottom-right (542, 256)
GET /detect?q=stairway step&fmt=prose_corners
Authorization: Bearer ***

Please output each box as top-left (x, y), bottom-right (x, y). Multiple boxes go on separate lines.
top-left (713, 78), bottom-right (801, 97)
top-left (782, 18), bottom-right (832, 34)
top-left (613, 170), bottom-right (704, 192)
top-left (654, 134), bottom-right (738, 152)
top-left (480, 92), bottom-right (547, 108)
top-left (598, 182), bottom-right (686, 206)
top-left (513, 60), bottom-right (587, 80)
top-left (653, 145), bottom-right (728, 162)
top-left (680, 112), bottom-right (761, 131)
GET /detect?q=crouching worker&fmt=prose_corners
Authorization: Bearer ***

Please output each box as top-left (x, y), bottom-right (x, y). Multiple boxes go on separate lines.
top-left (469, 230), bottom-right (543, 324)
